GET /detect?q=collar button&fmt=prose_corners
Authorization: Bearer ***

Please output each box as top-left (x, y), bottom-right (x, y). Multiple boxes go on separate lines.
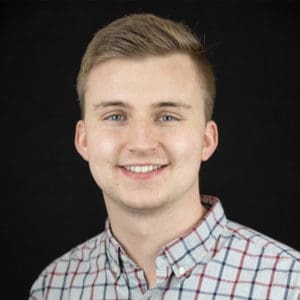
top-left (178, 266), bottom-right (185, 275)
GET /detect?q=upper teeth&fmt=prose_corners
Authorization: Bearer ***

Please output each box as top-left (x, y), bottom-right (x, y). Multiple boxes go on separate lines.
top-left (124, 165), bottom-right (162, 173)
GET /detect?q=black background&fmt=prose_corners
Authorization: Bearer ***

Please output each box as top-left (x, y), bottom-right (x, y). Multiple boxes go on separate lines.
top-left (1, 1), bottom-right (300, 299)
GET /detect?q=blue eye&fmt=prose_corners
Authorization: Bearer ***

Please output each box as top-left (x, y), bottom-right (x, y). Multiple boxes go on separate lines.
top-left (160, 115), bottom-right (176, 122)
top-left (108, 114), bottom-right (125, 121)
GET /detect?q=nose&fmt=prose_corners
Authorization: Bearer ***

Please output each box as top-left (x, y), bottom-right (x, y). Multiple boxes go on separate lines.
top-left (126, 118), bottom-right (159, 153)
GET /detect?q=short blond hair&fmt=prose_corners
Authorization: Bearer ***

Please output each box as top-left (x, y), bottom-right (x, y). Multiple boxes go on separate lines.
top-left (77, 13), bottom-right (216, 120)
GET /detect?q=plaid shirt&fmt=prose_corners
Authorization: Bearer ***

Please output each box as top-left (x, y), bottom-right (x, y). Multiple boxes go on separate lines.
top-left (30, 196), bottom-right (300, 299)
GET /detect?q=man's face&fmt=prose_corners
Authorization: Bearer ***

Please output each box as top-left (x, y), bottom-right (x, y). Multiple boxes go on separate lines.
top-left (75, 53), bottom-right (218, 212)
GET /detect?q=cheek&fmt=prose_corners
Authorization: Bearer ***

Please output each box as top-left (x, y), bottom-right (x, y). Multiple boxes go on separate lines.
top-left (87, 131), bottom-right (120, 162)
top-left (165, 129), bottom-right (203, 162)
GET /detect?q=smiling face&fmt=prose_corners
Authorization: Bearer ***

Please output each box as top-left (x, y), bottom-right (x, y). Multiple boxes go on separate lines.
top-left (75, 53), bottom-right (218, 213)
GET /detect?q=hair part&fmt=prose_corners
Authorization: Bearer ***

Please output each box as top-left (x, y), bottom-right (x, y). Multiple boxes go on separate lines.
top-left (76, 13), bottom-right (216, 121)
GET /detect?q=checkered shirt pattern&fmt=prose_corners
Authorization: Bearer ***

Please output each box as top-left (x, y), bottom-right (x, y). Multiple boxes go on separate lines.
top-left (29, 196), bottom-right (300, 299)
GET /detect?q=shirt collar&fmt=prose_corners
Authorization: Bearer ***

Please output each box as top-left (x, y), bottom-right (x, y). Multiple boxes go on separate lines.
top-left (162, 196), bottom-right (226, 279)
top-left (104, 219), bottom-right (124, 277)
top-left (104, 196), bottom-right (227, 279)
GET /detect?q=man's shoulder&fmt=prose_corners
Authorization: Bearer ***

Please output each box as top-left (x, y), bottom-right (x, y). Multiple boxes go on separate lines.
top-left (29, 231), bottom-right (108, 299)
top-left (33, 231), bottom-right (106, 281)
top-left (48, 230), bottom-right (107, 269)
top-left (224, 219), bottom-right (300, 262)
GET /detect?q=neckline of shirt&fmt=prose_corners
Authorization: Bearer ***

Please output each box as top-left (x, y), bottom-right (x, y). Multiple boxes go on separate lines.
top-left (104, 195), bottom-right (227, 280)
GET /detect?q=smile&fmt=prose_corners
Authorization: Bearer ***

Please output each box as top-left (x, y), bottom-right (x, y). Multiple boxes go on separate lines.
top-left (123, 165), bottom-right (163, 173)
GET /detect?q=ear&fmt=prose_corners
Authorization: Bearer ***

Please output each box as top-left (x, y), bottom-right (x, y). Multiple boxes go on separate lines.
top-left (201, 120), bottom-right (218, 161)
top-left (74, 120), bottom-right (89, 161)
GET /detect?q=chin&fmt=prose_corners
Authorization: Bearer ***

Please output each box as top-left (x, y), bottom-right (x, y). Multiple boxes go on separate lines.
top-left (117, 195), bottom-right (168, 213)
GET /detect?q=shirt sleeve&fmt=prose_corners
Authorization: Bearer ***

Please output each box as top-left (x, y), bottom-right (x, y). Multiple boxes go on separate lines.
top-left (28, 273), bottom-right (46, 300)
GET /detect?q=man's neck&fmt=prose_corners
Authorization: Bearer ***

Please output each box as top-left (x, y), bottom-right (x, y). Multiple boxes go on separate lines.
top-left (104, 192), bottom-right (206, 288)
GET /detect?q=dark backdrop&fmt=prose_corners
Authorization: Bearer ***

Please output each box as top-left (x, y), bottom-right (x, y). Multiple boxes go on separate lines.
top-left (1, 1), bottom-right (300, 299)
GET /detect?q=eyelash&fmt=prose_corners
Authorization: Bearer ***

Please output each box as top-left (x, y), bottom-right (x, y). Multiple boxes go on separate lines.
top-left (105, 114), bottom-right (126, 121)
top-left (157, 114), bottom-right (178, 122)
top-left (103, 113), bottom-right (179, 123)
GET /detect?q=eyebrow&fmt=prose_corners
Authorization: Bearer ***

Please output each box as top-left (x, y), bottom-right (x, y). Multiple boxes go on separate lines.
top-left (93, 101), bottom-right (132, 110)
top-left (150, 101), bottom-right (192, 110)
top-left (93, 100), bottom-right (192, 110)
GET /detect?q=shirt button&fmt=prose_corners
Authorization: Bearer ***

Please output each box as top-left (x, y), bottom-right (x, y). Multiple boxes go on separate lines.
top-left (113, 266), bottom-right (119, 273)
top-left (178, 266), bottom-right (185, 275)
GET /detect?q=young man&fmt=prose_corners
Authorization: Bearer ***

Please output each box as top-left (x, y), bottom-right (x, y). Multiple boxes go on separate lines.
top-left (30, 13), bottom-right (300, 299)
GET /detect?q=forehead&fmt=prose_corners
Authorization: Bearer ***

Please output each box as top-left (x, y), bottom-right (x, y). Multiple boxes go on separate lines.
top-left (85, 53), bottom-right (207, 108)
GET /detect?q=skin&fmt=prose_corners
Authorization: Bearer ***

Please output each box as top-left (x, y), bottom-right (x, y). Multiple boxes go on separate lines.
top-left (75, 52), bottom-right (218, 287)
